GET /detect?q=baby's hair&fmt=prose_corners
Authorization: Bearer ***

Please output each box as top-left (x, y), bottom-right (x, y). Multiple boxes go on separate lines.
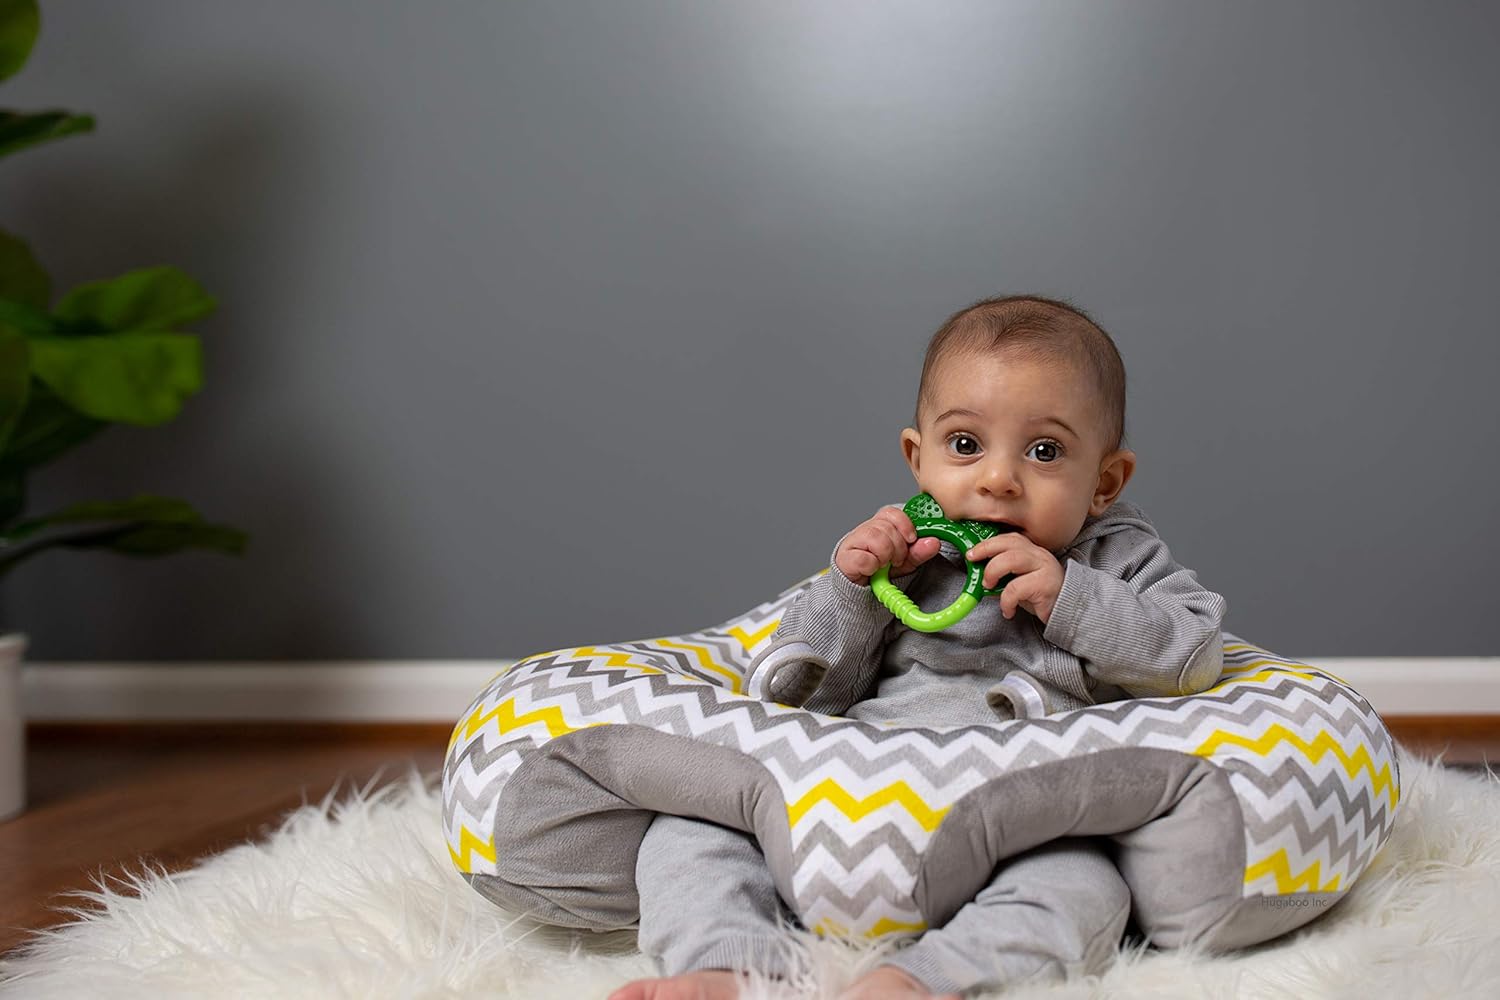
top-left (912, 294), bottom-right (1128, 453)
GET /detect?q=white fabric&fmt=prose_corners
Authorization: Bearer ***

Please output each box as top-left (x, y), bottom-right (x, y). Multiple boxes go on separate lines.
top-left (2, 750), bottom-right (1498, 999)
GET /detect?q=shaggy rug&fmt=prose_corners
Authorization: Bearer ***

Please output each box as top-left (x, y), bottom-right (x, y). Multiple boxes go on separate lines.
top-left (2, 749), bottom-right (1498, 999)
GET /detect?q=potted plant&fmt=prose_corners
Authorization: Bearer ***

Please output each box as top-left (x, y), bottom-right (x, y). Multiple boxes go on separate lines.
top-left (0, 0), bottom-right (247, 820)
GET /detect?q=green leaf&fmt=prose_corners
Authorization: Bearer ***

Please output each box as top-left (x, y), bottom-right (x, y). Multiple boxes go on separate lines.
top-left (6, 494), bottom-right (204, 540)
top-left (0, 494), bottom-right (247, 579)
top-left (53, 266), bottom-right (215, 334)
top-left (86, 519), bottom-right (247, 557)
top-left (0, 0), bottom-right (39, 82)
top-left (0, 296), bottom-right (54, 335)
top-left (26, 332), bottom-right (202, 425)
top-left (0, 322), bottom-right (28, 453)
top-left (0, 109), bottom-right (95, 160)
top-left (0, 379), bottom-right (104, 477)
top-left (0, 226), bottom-right (50, 308)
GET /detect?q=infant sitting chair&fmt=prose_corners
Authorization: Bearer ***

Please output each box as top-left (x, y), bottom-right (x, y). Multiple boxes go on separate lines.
top-left (441, 569), bottom-right (1400, 950)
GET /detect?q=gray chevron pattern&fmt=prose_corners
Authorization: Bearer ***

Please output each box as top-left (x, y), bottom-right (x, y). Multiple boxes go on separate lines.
top-left (442, 571), bottom-right (1400, 940)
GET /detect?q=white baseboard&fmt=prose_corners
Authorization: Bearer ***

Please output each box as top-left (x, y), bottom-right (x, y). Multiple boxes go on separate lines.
top-left (20, 661), bottom-right (515, 723)
top-left (18, 657), bottom-right (1500, 722)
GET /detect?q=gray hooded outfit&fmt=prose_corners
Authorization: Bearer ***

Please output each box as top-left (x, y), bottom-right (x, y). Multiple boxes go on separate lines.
top-left (634, 500), bottom-right (1228, 995)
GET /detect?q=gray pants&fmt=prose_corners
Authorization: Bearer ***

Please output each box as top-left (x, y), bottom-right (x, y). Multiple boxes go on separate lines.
top-left (636, 814), bottom-right (1132, 996)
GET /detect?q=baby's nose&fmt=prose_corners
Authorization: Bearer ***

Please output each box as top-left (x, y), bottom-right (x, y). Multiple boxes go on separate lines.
top-left (980, 458), bottom-right (1023, 494)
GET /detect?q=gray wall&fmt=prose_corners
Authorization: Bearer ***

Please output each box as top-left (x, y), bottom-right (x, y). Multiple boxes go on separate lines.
top-left (2, 0), bottom-right (1496, 661)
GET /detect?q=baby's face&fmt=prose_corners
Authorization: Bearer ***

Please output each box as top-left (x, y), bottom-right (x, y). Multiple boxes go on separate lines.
top-left (900, 350), bottom-right (1126, 554)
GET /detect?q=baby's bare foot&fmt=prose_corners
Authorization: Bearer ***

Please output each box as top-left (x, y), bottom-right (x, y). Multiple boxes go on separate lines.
top-left (607, 969), bottom-right (746, 1000)
top-left (837, 964), bottom-right (960, 1000)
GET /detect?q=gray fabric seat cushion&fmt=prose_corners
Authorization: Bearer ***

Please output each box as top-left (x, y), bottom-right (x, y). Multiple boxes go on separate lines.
top-left (441, 573), bottom-right (1400, 951)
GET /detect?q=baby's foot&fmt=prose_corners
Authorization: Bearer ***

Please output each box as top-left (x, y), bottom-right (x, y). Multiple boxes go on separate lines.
top-left (607, 969), bottom-right (746, 1000)
top-left (837, 964), bottom-right (960, 1000)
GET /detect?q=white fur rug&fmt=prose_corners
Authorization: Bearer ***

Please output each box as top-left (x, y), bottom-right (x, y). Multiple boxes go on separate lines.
top-left (3, 749), bottom-right (1498, 999)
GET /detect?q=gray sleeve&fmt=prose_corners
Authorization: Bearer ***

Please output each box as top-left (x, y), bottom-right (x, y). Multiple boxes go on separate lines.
top-left (1041, 526), bottom-right (1228, 698)
top-left (770, 528), bottom-right (913, 717)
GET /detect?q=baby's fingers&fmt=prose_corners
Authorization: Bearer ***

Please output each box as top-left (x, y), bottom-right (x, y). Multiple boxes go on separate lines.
top-left (868, 518), bottom-right (915, 569)
top-left (858, 519), bottom-right (924, 575)
top-left (890, 537), bottom-right (941, 576)
top-left (999, 574), bottom-right (1034, 619)
top-left (839, 520), bottom-right (908, 583)
top-left (979, 548), bottom-right (1037, 590)
top-left (838, 547), bottom-right (882, 582)
top-left (872, 506), bottom-right (918, 545)
top-left (962, 532), bottom-right (1027, 563)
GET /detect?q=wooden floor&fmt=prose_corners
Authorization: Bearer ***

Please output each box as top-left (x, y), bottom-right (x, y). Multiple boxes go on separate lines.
top-left (1, 717), bottom-right (1497, 958)
top-left (1, 723), bottom-right (447, 957)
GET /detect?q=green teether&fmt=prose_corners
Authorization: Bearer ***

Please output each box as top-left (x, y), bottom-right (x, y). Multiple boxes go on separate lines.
top-left (869, 493), bottom-right (1018, 632)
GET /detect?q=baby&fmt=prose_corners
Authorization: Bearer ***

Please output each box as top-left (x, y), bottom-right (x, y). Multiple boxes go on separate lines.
top-left (611, 295), bottom-right (1228, 1000)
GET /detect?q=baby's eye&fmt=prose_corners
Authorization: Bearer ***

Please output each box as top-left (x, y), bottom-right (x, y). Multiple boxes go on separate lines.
top-left (1026, 440), bottom-right (1063, 463)
top-left (946, 434), bottom-right (980, 457)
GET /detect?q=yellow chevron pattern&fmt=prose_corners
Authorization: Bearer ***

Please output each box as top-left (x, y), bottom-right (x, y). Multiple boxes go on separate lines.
top-left (448, 825), bottom-right (498, 874)
top-left (1244, 847), bottom-right (1342, 893)
top-left (460, 696), bottom-right (598, 743)
top-left (1194, 724), bottom-right (1398, 807)
top-left (812, 916), bottom-right (930, 939)
top-left (573, 646), bottom-right (667, 674)
top-left (1220, 656), bottom-right (1318, 677)
top-left (867, 916), bottom-right (929, 937)
top-left (657, 638), bottom-right (741, 691)
top-left (787, 778), bottom-right (951, 832)
top-left (1206, 666), bottom-right (1320, 693)
top-left (1222, 646), bottom-right (1350, 687)
top-left (727, 618), bottom-right (780, 649)
top-left (444, 623), bottom-right (1399, 948)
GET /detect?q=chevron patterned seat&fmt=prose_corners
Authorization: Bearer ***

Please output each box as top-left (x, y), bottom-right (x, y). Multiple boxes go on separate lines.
top-left (442, 570), bottom-right (1401, 952)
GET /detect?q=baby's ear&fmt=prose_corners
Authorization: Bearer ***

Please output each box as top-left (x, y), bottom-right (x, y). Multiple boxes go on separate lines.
top-left (1090, 448), bottom-right (1137, 514)
top-left (900, 427), bottom-right (922, 478)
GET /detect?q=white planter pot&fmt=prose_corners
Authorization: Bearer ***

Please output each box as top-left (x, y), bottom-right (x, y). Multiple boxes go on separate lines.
top-left (0, 633), bottom-right (25, 822)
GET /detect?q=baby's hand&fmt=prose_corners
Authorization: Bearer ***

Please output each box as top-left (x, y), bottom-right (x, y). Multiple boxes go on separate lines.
top-left (835, 506), bottom-right (942, 587)
top-left (964, 533), bottom-right (1066, 624)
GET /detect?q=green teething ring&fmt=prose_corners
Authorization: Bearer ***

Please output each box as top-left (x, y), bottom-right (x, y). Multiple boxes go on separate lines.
top-left (869, 492), bottom-right (1017, 632)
